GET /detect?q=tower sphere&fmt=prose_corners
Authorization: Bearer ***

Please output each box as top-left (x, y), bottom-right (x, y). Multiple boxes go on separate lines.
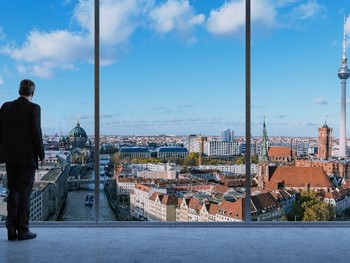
top-left (338, 66), bottom-right (350, 80)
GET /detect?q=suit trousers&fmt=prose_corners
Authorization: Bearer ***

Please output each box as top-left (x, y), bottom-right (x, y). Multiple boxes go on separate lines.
top-left (5, 163), bottom-right (35, 233)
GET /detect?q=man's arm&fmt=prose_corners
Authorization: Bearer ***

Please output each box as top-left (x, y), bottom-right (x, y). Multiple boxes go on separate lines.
top-left (31, 104), bottom-right (45, 161)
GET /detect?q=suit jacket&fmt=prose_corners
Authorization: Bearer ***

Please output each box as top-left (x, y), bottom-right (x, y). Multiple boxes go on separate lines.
top-left (0, 97), bottom-right (45, 168)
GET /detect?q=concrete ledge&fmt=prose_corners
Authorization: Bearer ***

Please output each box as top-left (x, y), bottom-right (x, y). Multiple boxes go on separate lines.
top-left (1, 225), bottom-right (350, 263)
top-left (3, 220), bottom-right (350, 228)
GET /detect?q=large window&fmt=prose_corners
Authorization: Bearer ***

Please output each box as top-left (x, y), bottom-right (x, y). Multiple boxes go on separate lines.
top-left (0, 0), bottom-right (96, 222)
top-left (0, 1), bottom-right (349, 224)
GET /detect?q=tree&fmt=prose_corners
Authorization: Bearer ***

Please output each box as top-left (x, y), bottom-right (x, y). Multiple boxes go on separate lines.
top-left (183, 152), bottom-right (199, 166)
top-left (251, 155), bottom-right (258, 164)
top-left (235, 156), bottom-right (245, 165)
top-left (291, 190), bottom-right (335, 221)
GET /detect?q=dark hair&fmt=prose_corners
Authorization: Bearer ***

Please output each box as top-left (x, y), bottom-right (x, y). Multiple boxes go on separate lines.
top-left (19, 79), bottom-right (35, 96)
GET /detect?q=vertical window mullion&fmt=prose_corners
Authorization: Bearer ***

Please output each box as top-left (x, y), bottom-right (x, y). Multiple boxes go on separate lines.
top-left (245, 0), bottom-right (251, 223)
top-left (94, 0), bottom-right (100, 223)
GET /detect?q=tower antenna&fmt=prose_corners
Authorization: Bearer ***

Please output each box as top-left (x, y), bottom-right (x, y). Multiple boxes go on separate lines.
top-left (342, 16), bottom-right (348, 64)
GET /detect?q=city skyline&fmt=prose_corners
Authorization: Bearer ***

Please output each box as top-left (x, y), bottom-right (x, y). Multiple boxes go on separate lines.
top-left (0, 1), bottom-right (350, 137)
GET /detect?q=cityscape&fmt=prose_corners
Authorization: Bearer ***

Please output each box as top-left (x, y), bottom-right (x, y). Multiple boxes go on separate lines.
top-left (1, 1), bottom-right (350, 225)
top-left (1, 120), bottom-right (350, 222)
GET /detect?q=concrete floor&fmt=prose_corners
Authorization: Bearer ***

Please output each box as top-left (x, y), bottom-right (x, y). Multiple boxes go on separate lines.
top-left (1, 222), bottom-right (350, 263)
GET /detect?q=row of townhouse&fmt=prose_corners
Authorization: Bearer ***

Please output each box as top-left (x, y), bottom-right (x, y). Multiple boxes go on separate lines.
top-left (130, 182), bottom-right (295, 222)
top-left (324, 182), bottom-right (350, 214)
top-left (177, 191), bottom-right (291, 222)
top-left (116, 174), bottom-right (210, 195)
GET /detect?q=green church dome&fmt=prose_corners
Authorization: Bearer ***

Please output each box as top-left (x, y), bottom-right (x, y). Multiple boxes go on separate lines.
top-left (69, 121), bottom-right (87, 138)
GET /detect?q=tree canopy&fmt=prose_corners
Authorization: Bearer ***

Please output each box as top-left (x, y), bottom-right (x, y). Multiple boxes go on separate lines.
top-left (291, 190), bottom-right (335, 221)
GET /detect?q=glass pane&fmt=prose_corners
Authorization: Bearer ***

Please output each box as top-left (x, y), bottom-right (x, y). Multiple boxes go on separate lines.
top-left (99, 1), bottom-right (245, 222)
top-left (252, 2), bottom-right (347, 222)
top-left (0, 1), bottom-right (95, 222)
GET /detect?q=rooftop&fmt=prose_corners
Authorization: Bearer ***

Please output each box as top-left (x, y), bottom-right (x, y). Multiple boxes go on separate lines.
top-left (40, 168), bottom-right (62, 182)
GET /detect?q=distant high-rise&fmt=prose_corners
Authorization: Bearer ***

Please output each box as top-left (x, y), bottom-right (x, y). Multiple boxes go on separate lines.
top-left (338, 17), bottom-right (350, 158)
top-left (221, 129), bottom-right (234, 142)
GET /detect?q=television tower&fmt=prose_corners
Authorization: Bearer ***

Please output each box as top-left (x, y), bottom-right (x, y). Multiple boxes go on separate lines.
top-left (338, 17), bottom-right (350, 158)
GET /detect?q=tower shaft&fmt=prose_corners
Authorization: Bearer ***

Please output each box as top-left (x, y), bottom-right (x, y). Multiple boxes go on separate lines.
top-left (338, 16), bottom-right (350, 158)
top-left (340, 79), bottom-right (347, 157)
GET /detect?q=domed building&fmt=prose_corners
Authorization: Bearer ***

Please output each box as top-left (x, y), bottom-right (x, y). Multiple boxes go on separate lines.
top-left (69, 121), bottom-right (88, 149)
top-left (60, 121), bottom-right (89, 149)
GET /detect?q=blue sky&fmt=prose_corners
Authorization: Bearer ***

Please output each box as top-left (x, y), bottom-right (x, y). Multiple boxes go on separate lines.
top-left (0, 0), bottom-right (349, 137)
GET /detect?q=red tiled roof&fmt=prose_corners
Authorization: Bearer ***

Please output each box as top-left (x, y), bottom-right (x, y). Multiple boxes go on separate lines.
top-left (251, 193), bottom-right (279, 211)
top-left (149, 192), bottom-right (160, 201)
top-left (161, 195), bottom-right (178, 205)
top-left (325, 188), bottom-right (350, 201)
top-left (117, 176), bottom-right (138, 183)
top-left (208, 204), bottom-right (218, 215)
top-left (268, 189), bottom-right (293, 200)
top-left (340, 181), bottom-right (350, 190)
top-left (217, 199), bottom-right (256, 221)
top-left (268, 147), bottom-right (291, 156)
top-left (135, 183), bottom-right (151, 192)
top-left (213, 184), bottom-right (230, 194)
top-left (268, 166), bottom-right (333, 188)
top-left (188, 198), bottom-right (201, 210)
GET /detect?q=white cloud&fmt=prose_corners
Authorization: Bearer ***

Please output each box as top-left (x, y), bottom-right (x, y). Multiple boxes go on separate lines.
top-left (0, 74), bottom-right (4, 85)
top-left (287, 0), bottom-right (326, 20)
top-left (149, 0), bottom-right (204, 42)
top-left (0, 0), bottom-right (330, 78)
top-left (274, 0), bottom-right (301, 7)
top-left (206, 0), bottom-right (276, 36)
top-left (0, 29), bottom-right (88, 78)
top-left (0, 26), bottom-right (5, 40)
top-left (314, 97), bottom-right (327, 104)
top-left (206, 0), bottom-right (326, 36)
top-left (207, 0), bottom-right (245, 36)
top-left (2, 30), bottom-right (90, 63)
top-left (74, 0), bottom-right (152, 46)
top-left (0, 0), bottom-right (151, 77)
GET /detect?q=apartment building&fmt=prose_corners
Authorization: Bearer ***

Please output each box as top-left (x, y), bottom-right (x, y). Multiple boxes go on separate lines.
top-left (116, 177), bottom-right (139, 195)
top-left (203, 141), bottom-right (242, 156)
top-left (130, 183), bottom-right (167, 220)
top-left (155, 146), bottom-right (188, 159)
top-left (119, 147), bottom-right (151, 159)
top-left (324, 182), bottom-right (350, 214)
top-left (198, 164), bottom-right (258, 175)
top-left (148, 192), bottom-right (178, 222)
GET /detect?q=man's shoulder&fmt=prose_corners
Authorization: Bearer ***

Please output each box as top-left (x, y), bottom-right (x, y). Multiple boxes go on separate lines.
top-left (1, 101), bottom-right (14, 110)
top-left (18, 98), bottom-right (40, 109)
top-left (30, 102), bottom-right (41, 110)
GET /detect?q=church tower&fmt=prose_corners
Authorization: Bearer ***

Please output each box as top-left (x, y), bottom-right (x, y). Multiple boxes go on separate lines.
top-left (258, 118), bottom-right (269, 188)
top-left (317, 121), bottom-right (332, 160)
top-left (338, 17), bottom-right (350, 158)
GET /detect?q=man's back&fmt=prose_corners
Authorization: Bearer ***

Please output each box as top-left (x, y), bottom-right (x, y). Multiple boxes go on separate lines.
top-left (0, 97), bottom-right (44, 168)
top-left (3, 79), bottom-right (45, 241)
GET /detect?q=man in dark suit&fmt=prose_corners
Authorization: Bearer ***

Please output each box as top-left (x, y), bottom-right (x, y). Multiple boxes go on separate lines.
top-left (0, 79), bottom-right (45, 241)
